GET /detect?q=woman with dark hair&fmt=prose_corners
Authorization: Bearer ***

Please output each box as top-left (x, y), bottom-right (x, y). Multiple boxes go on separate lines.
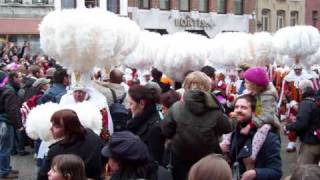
top-left (38, 109), bottom-right (103, 180)
top-left (127, 85), bottom-right (165, 164)
top-left (48, 154), bottom-right (86, 180)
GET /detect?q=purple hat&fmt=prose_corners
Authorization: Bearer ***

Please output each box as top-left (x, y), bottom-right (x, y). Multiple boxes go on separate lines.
top-left (244, 67), bottom-right (269, 86)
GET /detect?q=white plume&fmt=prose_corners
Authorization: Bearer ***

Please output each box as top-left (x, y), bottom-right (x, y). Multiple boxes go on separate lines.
top-left (273, 26), bottom-right (320, 60)
top-left (304, 47), bottom-right (320, 69)
top-left (251, 32), bottom-right (275, 66)
top-left (209, 32), bottom-right (253, 70)
top-left (64, 102), bottom-right (102, 135)
top-left (154, 32), bottom-right (210, 82)
top-left (26, 102), bottom-right (102, 142)
top-left (26, 102), bottom-right (61, 141)
top-left (124, 31), bottom-right (162, 70)
top-left (39, 8), bottom-right (140, 73)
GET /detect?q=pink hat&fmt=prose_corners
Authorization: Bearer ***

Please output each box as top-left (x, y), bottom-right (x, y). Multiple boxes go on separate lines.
top-left (244, 67), bottom-right (269, 86)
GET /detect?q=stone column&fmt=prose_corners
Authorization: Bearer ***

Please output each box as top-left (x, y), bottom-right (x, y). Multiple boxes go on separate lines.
top-left (226, 0), bottom-right (233, 14)
top-left (208, 0), bottom-right (217, 12)
top-left (170, 0), bottom-right (178, 10)
top-left (190, 0), bottom-right (198, 11)
top-left (151, 0), bottom-right (160, 9)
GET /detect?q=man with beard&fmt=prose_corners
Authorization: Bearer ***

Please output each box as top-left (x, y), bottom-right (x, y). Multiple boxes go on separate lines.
top-left (227, 94), bottom-right (282, 180)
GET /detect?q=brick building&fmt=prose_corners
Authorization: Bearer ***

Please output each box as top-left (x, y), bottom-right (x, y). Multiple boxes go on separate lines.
top-left (305, 0), bottom-right (320, 30)
top-left (0, 0), bottom-right (54, 53)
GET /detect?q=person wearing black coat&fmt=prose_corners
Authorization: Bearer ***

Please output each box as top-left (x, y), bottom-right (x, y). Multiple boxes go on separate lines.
top-left (286, 82), bottom-right (320, 165)
top-left (37, 109), bottom-right (103, 180)
top-left (126, 85), bottom-right (165, 164)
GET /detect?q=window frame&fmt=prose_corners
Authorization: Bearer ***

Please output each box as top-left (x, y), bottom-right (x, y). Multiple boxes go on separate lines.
top-left (138, 0), bottom-right (150, 9)
top-left (179, 0), bottom-right (190, 12)
top-left (261, 9), bottom-right (271, 31)
top-left (159, 0), bottom-right (170, 10)
top-left (234, 0), bottom-right (243, 15)
top-left (198, 0), bottom-right (208, 12)
top-left (217, 0), bottom-right (227, 14)
top-left (276, 10), bottom-right (286, 30)
top-left (290, 11), bottom-right (299, 26)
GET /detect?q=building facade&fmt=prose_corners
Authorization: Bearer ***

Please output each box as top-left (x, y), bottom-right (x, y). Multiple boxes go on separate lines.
top-left (0, 0), bottom-right (54, 53)
top-left (305, 0), bottom-right (320, 30)
top-left (127, 0), bottom-right (255, 37)
top-left (255, 0), bottom-right (305, 33)
top-left (55, 0), bottom-right (254, 38)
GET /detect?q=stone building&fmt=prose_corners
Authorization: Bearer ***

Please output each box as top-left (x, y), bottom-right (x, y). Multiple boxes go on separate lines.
top-left (254, 0), bottom-right (305, 33)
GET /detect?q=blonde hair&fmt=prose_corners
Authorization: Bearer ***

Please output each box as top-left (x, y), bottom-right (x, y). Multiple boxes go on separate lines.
top-left (188, 154), bottom-right (232, 180)
top-left (183, 71), bottom-right (211, 92)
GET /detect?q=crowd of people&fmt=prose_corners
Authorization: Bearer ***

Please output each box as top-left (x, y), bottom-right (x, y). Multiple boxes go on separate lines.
top-left (0, 41), bottom-right (320, 180)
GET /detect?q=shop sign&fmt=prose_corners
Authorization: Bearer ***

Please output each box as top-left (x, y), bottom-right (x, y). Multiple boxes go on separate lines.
top-left (174, 16), bottom-right (214, 29)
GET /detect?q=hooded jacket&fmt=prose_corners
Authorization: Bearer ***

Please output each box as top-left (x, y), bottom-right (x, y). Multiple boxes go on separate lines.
top-left (161, 90), bottom-right (232, 161)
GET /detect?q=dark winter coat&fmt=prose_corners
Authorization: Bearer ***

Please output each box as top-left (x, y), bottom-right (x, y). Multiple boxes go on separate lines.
top-left (0, 84), bottom-right (22, 128)
top-left (161, 90), bottom-right (232, 162)
top-left (229, 125), bottom-right (282, 180)
top-left (37, 129), bottom-right (103, 180)
top-left (286, 87), bottom-right (320, 145)
top-left (127, 105), bottom-right (165, 164)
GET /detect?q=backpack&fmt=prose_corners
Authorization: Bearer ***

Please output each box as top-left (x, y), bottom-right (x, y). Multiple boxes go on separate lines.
top-left (109, 88), bottom-right (130, 132)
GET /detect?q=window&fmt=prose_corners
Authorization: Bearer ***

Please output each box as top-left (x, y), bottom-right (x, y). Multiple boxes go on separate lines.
top-left (32, 0), bottom-right (49, 4)
top-left (199, 0), bottom-right (208, 12)
top-left (61, 0), bottom-right (76, 9)
top-left (85, 0), bottom-right (99, 8)
top-left (108, 0), bottom-right (119, 13)
top-left (5, 0), bottom-right (22, 3)
top-left (234, 0), bottom-right (243, 15)
top-left (261, 9), bottom-right (271, 31)
top-left (217, 0), bottom-right (226, 14)
top-left (160, 0), bottom-right (169, 10)
top-left (277, 10), bottom-right (286, 30)
top-left (139, 0), bottom-right (150, 9)
top-left (290, 11), bottom-right (299, 26)
top-left (312, 10), bottom-right (318, 27)
top-left (179, 0), bottom-right (189, 11)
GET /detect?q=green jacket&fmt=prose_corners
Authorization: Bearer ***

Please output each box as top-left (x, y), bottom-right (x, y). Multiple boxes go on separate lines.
top-left (161, 90), bottom-right (232, 161)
